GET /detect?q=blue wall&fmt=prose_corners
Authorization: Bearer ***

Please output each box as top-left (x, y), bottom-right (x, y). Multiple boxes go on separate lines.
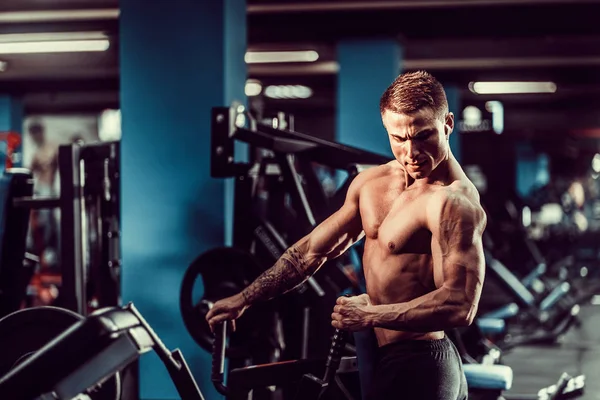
top-left (445, 86), bottom-right (461, 163)
top-left (336, 39), bottom-right (402, 158)
top-left (120, 1), bottom-right (246, 398)
top-left (516, 142), bottom-right (549, 198)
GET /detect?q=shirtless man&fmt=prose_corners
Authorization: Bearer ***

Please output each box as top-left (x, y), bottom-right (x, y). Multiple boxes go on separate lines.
top-left (29, 121), bottom-right (58, 191)
top-left (207, 71), bottom-right (487, 399)
top-left (27, 121), bottom-right (59, 258)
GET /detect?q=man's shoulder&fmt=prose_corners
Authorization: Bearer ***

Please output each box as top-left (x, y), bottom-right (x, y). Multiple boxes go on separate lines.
top-left (350, 162), bottom-right (397, 192)
top-left (427, 180), bottom-right (486, 228)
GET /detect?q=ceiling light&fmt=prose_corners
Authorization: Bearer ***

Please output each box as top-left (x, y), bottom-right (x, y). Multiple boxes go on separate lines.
top-left (264, 85), bottom-right (313, 99)
top-left (0, 40), bottom-right (109, 54)
top-left (99, 109), bottom-right (122, 142)
top-left (0, 31), bottom-right (108, 43)
top-left (0, 9), bottom-right (119, 23)
top-left (469, 81), bottom-right (557, 94)
top-left (593, 153), bottom-right (600, 173)
top-left (245, 51), bottom-right (319, 64)
top-left (245, 80), bottom-right (263, 96)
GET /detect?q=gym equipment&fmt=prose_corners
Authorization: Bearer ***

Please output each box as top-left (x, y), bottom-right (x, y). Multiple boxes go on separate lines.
top-left (0, 306), bottom-right (121, 400)
top-left (182, 104), bottom-right (390, 366)
top-left (0, 303), bottom-right (204, 400)
top-left (211, 318), bottom-right (583, 400)
top-left (293, 328), bottom-right (349, 399)
top-left (211, 320), bottom-right (355, 400)
top-left (0, 169), bottom-right (34, 318)
top-left (180, 247), bottom-right (276, 358)
top-left (2, 141), bottom-right (121, 316)
top-left (449, 328), bottom-right (586, 400)
top-left (478, 248), bottom-right (583, 350)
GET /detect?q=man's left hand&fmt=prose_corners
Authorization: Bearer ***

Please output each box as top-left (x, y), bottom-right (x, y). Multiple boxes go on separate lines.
top-left (331, 293), bottom-right (374, 331)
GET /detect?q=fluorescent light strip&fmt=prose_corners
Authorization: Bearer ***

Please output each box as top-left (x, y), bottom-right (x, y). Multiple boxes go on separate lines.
top-left (0, 31), bottom-right (108, 43)
top-left (245, 51), bottom-right (319, 64)
top-left (469, 81), bottom-right (557, 94)
top-left (264, 85), bottom-right (313, 99)
top-left (0, 40), bottom-right (110, 54)
top-left (0, 9), bottom-right (119, 23)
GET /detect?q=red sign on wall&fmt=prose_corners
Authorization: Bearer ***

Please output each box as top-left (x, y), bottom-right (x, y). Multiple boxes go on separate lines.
top-left (0, 132), bottom-right (21, 169)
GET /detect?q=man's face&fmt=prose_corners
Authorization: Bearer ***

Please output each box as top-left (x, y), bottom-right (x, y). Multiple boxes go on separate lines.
top-left (382, 107), bottom-right (453, 180)
top-left (29, 125), bottom-right (44, 146)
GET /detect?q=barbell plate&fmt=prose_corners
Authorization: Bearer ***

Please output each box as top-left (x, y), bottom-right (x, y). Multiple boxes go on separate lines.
top-left (180, 247), bottom-right (278, 359)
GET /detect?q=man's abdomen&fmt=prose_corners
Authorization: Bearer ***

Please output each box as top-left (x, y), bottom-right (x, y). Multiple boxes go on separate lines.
top-left (362, 243), bottom-right (443, 346)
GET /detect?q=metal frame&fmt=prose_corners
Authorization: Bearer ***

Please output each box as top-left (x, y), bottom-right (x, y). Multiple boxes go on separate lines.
top-left (11, 141), bottom-right (120, 316)
top-left (210, 106), bottom-right (388, 363)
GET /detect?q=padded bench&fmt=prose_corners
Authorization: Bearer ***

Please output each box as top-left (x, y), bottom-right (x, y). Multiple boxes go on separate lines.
top-left (476, 317), bottom-right (507, 336)
top-left (464, 363), bottom-right (513, 391)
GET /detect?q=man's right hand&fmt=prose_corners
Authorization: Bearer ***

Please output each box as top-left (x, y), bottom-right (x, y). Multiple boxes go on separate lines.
top-left (205, 293), bottom-right (248, 333)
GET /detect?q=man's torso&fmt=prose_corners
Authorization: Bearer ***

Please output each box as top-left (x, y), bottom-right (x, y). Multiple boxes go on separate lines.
top-left (32, 145), bottom-right (58, 187)
top-left (358, 163), bottom-right (475, 346)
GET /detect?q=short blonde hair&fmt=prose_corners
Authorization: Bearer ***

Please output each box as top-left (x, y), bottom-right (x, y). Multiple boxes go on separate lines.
top-left (380, 70), bottom-right (448, 120)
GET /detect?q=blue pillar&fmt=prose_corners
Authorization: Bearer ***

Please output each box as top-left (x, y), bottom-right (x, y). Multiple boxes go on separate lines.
top-left (0, 96), bottom-right (24, 169)
top-left (445, 86), bottom-right (461, 163)
top-left (516, 142), bottom-right (549, 198)
top-left (336, 39), bottom-right (401, 158)
top-left (119, 0), bottom-right (246, 399)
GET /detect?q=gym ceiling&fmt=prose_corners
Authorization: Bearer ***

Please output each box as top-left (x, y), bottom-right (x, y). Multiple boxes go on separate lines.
top-left (1, 0), bottom-right (600, 142)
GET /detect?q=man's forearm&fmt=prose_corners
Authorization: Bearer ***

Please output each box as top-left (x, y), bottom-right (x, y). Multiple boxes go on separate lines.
top-left (240, 245), bottom-right (318, 305)
top-left (368, 288), bottom-right (475, 332)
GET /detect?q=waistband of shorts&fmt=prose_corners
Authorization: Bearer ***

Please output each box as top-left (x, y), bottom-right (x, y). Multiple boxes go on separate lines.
top-left (377, 335), bottom-right (452, 354)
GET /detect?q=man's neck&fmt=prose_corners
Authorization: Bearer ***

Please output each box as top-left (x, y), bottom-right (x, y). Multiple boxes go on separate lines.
top-left (404, 154), bottom-right (457, 189)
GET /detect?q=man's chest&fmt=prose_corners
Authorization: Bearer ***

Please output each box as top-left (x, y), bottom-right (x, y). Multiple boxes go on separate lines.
top-left (360, 188), bottom-right (433, 255)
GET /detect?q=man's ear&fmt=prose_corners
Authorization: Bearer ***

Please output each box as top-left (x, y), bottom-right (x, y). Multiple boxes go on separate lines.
top-left (445, 112), bottom-right (455, 138)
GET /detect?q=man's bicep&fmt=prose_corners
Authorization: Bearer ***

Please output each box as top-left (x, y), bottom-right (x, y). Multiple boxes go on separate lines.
top-left (432, 194), bottom-right (486, 294)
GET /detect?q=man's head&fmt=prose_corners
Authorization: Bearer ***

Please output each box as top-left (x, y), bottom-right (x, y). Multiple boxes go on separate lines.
top-left (380, 71), bottom-right (454, 180)
top-left (28, 121), bottom-right (45, 146)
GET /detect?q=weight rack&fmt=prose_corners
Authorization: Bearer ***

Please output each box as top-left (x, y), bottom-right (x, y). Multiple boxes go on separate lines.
top-left (13, 141), bottom-right (121, 316)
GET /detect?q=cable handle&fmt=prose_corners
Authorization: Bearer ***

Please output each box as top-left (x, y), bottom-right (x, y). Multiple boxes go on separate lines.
top-left (211, 321), bottom-right (230, 396)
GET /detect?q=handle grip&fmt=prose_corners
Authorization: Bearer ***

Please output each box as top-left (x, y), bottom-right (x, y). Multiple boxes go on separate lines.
top-left (323, 328), bottom-right (348, 383)
top-left (211, 321), bottom-right (230, 396)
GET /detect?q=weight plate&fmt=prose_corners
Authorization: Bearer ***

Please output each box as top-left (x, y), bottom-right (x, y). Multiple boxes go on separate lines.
top-left (0, 306), bottom-right (121, 400)
top-left (180, 247), bottom-right (277, 358)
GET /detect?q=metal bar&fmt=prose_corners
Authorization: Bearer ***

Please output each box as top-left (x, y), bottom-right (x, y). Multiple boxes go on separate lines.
top-left (282, 154), bottom-right (316, 227)
top-left (249, 57), bottom-right (600, 77)
top-left (59, 144), bottom-right (86, 315)
top-left (248, 0), bottom-right (600, 14)
top-left (484, 250), bottom-right (536, 307)
top-left (301, 306), bottom-right (310, 359)
top-left (13, 196), bottom-right (60, 209)
top-left (405, 56), bottom-right (600, 70)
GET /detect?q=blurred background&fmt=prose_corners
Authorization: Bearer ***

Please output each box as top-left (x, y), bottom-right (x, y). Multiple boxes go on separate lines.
top-left (1, 0), bottom-right (600, 399)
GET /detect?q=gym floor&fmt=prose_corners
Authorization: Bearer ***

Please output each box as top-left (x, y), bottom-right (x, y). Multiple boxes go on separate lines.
top-left (501, 300), bottom-right (600, 399)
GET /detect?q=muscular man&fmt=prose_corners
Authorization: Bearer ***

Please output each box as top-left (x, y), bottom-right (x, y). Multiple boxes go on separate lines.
top-left (27, 121), bottom-right (59, 257)
top-left (29, 121), bottom-right (58, 192)
top-left (207, 71), bottom-right (487, 399)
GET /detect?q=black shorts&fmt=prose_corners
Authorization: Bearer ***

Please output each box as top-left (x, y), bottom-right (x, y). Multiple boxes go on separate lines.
top-left (364, 336), bottom-right (468, 400)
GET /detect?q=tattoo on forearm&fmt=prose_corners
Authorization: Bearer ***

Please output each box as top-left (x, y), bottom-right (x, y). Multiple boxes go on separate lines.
top-left (241, 246), bottom-right (311, 305)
